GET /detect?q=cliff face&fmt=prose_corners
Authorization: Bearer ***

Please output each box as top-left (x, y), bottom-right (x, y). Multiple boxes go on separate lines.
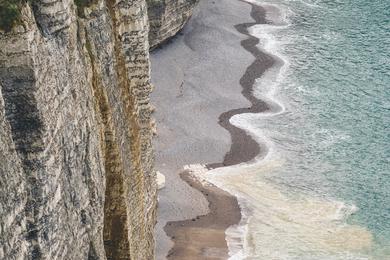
top-left (147, 0), bottom-right (198, 48)
top-left (0, 0), bottom-right (195, 259)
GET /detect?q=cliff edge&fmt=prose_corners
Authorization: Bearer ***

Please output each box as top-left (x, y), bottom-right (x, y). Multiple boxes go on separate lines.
top-left (0, 0), bottom-right (196, 259)
top-left (147, 0), bottom-right (198, 48)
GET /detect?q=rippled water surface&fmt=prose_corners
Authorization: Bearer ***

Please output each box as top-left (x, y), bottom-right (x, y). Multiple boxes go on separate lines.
top-left (200, 0), bottom-right (390, 258)
top-left (266, 0), bottom-right (389, 245)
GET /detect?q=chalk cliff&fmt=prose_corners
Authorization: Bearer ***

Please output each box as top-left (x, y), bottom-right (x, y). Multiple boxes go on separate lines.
top-left (0, 0), bottom-right (196, 259)
top-left (147, 0), bottom-right (198, 48)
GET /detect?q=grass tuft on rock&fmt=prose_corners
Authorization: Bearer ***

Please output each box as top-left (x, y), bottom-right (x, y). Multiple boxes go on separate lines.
top-left (74, 0), bottom-right (97, 17)
top-left (0, 0), bottom-right (24, 32)
top-left (0, 0), bottom-right (98, 31)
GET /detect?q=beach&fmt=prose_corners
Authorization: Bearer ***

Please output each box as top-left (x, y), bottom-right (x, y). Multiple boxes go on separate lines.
top-left (150, 0), bottom-right (274, 258)
top-left (150, 0), bottom-right (390, 257)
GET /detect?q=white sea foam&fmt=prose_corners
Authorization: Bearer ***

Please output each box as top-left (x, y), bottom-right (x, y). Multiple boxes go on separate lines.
top-left (185, 1), bottom-right (374, 259)
top-left (186, 159), bottom-right (372, 259)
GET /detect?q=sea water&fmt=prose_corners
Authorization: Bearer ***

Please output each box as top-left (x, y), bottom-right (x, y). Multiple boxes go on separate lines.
top-left (189, 0), bottom-right (389, 258)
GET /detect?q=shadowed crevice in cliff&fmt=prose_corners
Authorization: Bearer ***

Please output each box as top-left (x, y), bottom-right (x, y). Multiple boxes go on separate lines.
top-left (164, 2), bottom-right (276, 259)
top-left (84, 28), bottom-right (131, 260)
top-left (0, 63), bottom-right (45, 259)
top-left (103, 0), bottom-right (151, 257)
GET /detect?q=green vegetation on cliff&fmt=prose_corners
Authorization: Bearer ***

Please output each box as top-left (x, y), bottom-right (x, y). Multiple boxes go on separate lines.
top-left (74, 0), bottom-right (97, 17)
top-left (0, 0), bottom-right (23, 31)
top-left (74, 0), bottom-right (95, 7)
top-left (0, 0), bottom-right (97, 31)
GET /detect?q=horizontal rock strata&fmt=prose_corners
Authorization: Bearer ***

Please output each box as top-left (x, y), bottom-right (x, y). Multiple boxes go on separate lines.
top-left (147, 0), bottom-right (198, 48)
top-left (0, 0), bottom-right (196, 258)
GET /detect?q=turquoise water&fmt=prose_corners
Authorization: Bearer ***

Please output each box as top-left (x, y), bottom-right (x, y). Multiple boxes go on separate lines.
top-left (257, 0), bottom-right (390, 256)
top-left (196, 0), bottom-right (389, 257)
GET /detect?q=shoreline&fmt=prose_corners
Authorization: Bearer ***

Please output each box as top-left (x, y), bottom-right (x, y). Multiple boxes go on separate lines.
top-left (164, 172), bottom-right (241, 259)
top-left (162, 2), bottom-right (277, 259)
top-left (208, 3), bottom-right (274, 169)
top-left (151, 0), bottom-right (386, 258)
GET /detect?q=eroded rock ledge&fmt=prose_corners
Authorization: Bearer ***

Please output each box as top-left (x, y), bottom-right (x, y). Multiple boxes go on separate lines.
top-left (0, 0), bottom-right (196, 259)
top-left (147, 0), bottom-right (198, 48)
